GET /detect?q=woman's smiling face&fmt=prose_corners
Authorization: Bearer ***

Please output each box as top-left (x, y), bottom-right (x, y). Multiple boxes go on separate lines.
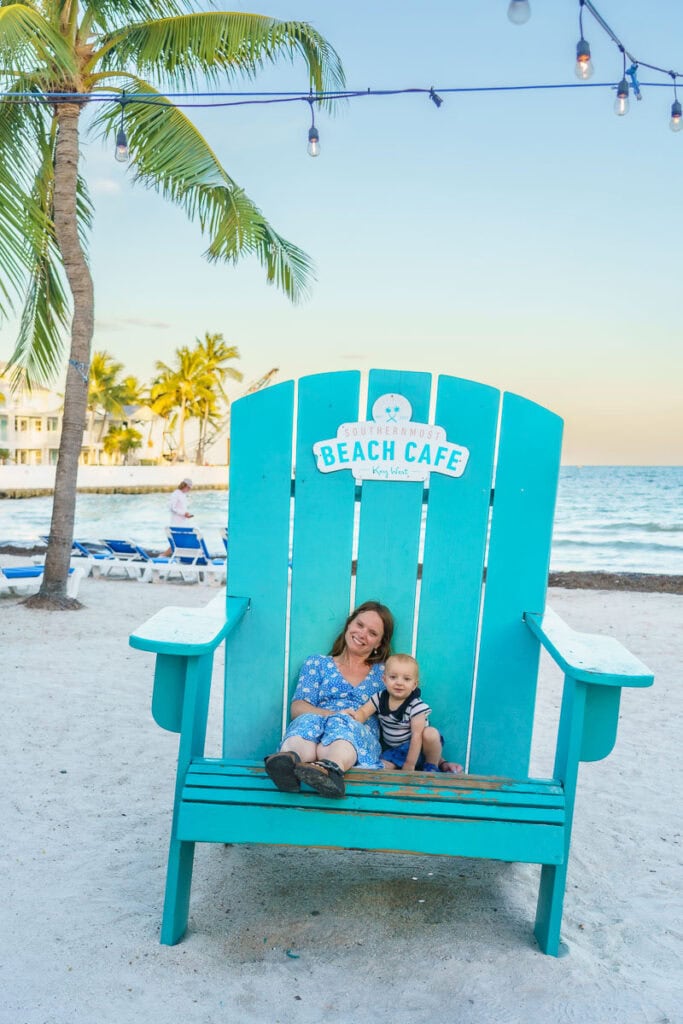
top-left (344, 610), bottom-right (384, 658)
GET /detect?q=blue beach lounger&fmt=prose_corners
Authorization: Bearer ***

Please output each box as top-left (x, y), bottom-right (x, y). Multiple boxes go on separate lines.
top-left (1, 564), bottom-right (84, 598)
top-left (131, 368), bottom-right (654, 956)
top-left (102, 539), bottom-right (172, 583)
top-left (164, 526), bottom-right (227, 584)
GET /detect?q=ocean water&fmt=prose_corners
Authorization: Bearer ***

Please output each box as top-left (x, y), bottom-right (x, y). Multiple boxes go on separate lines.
top-left (0, 466), bottom-right (681, 575)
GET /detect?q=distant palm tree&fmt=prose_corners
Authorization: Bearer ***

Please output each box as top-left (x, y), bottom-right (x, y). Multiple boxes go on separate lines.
top-left (0, 1), bottom-right (343, 606)
top-left (102, 424), bottom-right (143, 465)
top-left (151, 345), bottom-right (213, 462)
top-left (194, 332), bottom-right (242, 463)
top-left (86, 350), bottom-right (126, 462)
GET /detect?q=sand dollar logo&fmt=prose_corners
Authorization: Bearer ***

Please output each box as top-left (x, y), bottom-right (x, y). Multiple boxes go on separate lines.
top-left (372, 393), bottom-right (412, 425)
top-left (313, 393), bottom-right (470, 482)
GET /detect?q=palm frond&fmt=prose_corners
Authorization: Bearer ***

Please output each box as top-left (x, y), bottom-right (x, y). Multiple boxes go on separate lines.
top-left (90, 78), bottom-right (315, 302)
top-left (94, 11), bottom-right (345, 95)
top-left (0, 89), bottom-right (51, 316)
top-left (81, 0), bottom-right (195, 36)
top-left (4, 118), bottom-right (73, 388)
top-left (1, 92), bottom-right (92, 390)
top-left (0, 5), bottom-right (76, 78)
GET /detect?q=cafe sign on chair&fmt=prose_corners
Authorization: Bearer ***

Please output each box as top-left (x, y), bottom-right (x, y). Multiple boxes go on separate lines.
top-left (313, 393), bottom-right (470, 483)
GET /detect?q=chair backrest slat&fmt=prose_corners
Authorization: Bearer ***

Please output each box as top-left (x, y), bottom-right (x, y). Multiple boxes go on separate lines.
top-left (415, 374), bottom-right (500, 765)
top-left (224, 383), bottom-right (295, 757)
top-left (355, 369), bottom-right (432, 652)
top-left (288, 371), bottom-right (361, 694)
top-left (469, 392), bottom-right (563, 776)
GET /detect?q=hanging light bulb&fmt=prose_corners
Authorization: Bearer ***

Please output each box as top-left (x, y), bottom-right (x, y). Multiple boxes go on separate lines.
top-left (115, 125), bottom-right (129, 162)
top-left (614, 78), bottom-right (629, 116)
top-left (575, 39), bottom-right (594, 80)
top-left (670, 99), bottom-right (683, 132)
top-left (114, 98), bottom-right (129, 162)
top-left (507, 0), bottom-right (531, 24)
top-left (307, 100), bottom-right (320, 157)
top-left (307, 124), bottom-right (320, 157)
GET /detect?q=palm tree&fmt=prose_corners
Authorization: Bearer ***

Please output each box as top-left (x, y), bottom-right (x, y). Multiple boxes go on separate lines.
top-left (102, 424), bottom-right (143, 465)
top-left (86, 349), bottom-right (126, 463)
top-left (194, 331), bottom-right (242, 463)
top-left (150, 344), bottom-right (211, 461)
top-left (0, 2), bottom-right (343, 606)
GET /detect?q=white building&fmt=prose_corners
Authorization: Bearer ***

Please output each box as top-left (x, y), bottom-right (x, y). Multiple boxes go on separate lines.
top-left (0, 366), bottom-right (165, 466)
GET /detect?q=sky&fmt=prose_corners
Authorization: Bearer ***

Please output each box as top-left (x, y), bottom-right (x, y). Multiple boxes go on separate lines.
top-left (1, 0), bottom-right (682, 464)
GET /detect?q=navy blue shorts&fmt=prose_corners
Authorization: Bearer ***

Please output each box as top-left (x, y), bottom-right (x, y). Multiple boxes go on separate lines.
top-left (381, 736), bottom-right (444, 770)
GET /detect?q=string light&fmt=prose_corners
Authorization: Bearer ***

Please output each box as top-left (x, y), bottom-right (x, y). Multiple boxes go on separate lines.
top-left (575, 1), bottom-right (593, 80)
top-left (507, 0), bottom-right (531, 25)
top-left (670, 75), bottom-right (682, 132)
top-left (114, 96), bottom-right (129, 162)
top-left (306, 99), bottom-right (320, 157)
top-left (614, 77), bottom-right (629, 116)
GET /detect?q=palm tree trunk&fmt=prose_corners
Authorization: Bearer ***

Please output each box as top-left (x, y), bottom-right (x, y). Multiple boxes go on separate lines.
top-left (28, 103), bottom-right (94, 607)
top-left (178, 399), bottom-right (187, 461)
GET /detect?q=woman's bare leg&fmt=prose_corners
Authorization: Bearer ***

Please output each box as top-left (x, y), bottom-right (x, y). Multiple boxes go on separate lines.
top-left (317, 738), bottom-right (357, 771)
top-left (281, 736), bottom-right (318, 762)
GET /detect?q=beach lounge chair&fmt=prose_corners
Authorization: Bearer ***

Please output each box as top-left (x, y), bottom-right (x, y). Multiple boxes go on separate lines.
top-left (1, 564), bottom-right (84, 598)
top-left (73, 539), bottom-right (145, 580)
top-left (102, 539), bottom-right (172, 583)
top-left (36, 537), bottom-right (145, 580)
top-left (164, 526), bottom-right (227, 584)
top-left (130, 368), bottom-right (654, 955)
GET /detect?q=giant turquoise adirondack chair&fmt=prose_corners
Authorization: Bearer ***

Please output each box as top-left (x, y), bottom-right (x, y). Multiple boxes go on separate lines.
top-left (130, 369), bottom-right (653, 955)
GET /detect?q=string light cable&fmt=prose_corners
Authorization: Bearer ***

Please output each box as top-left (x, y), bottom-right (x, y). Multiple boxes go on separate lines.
top-left (2, 0), bottom-right (683, 152)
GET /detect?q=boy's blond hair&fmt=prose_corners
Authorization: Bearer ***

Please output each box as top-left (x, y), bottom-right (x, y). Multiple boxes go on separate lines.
top-left (385, 653), bottom-right (420, 680)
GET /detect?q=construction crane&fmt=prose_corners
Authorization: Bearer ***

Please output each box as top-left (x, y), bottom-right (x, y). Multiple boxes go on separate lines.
top-left (202, 368), bottom-right (279, 460)
top-left (242, 367), bottom-right (279, 396)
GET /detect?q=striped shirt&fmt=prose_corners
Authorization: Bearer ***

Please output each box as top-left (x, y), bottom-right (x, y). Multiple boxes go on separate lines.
top-left (370, 689), bottom-right (431, 748)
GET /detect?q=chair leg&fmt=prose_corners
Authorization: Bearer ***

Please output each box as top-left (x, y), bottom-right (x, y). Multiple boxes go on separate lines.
top-left (534, 861), bottom-right (568, 956)
top-left (160, 837), bottom-right (196, 945)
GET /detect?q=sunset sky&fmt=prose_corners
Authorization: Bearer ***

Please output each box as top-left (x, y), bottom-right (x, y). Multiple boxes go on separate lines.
top-left (1, 0), bottom-right (681, 464)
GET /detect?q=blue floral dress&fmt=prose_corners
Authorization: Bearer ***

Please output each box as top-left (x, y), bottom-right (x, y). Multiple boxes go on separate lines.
top-left (283, 655), bottom-right (385, 769)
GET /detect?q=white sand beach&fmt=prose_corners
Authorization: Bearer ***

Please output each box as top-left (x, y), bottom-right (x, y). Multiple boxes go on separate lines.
top-left (1, 570), bottom-right (681, 1024)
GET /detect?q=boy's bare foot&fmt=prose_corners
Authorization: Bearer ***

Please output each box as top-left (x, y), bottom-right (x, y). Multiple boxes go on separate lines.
top-left (439, 760), bottom-right (464, 774)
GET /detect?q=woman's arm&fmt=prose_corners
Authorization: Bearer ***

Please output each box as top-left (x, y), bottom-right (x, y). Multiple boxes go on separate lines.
top-left (402, 713), bottom-right (428, 771)
top-left (290, 699), bottom-right (340, 719)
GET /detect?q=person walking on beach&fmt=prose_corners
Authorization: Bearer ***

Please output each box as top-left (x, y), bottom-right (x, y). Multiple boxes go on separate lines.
top-left (162, 478), bottom-right (194, 556)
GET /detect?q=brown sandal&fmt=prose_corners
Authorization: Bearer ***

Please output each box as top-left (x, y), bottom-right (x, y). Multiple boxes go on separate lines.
top-left (294, 759), bottom-right (346, 798)
top-left (264, 751), bottom-right (301, 792)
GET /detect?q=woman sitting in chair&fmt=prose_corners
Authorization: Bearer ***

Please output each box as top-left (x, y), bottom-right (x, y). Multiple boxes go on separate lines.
top-left (264, 601), bottom-right (394, 798)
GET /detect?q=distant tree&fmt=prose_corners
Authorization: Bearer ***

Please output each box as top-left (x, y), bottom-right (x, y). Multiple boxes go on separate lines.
top-left (150, 347), bottom-right (208, 462)
top-left (194, 332), bottom-right (242, 464)
top-left (86, 351), bottom-right (125, 462)
top-left (102, 425), bottom-right (142, 465)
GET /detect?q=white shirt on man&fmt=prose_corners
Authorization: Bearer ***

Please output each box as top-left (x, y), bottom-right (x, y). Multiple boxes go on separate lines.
top-left (169, 487), bottom-right (191, 526)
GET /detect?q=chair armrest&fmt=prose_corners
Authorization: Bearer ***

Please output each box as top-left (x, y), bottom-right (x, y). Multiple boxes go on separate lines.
top-left (130, 595), bottom-right (250, 735)
top-left (524, 607), bottom-right (653, 688)
top-left (525, 606), bottom-right (654, 765)
top-left (130, 594), bottom-right (249, 656)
